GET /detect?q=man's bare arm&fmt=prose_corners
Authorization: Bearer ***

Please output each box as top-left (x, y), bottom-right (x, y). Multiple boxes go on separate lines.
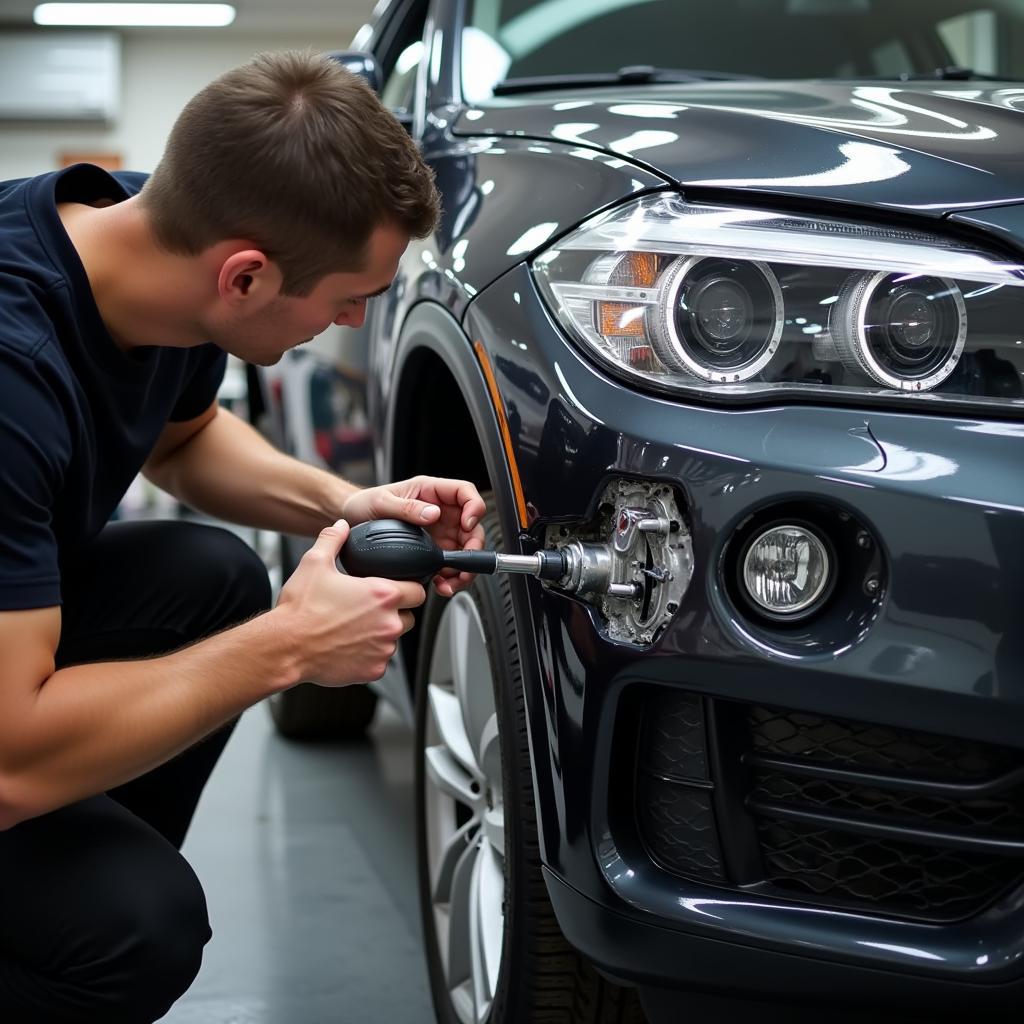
top-left (0, 604), bottom-right (296, 829)
top-left (143, 402), bottom-right (355, 538)
top-left (0, 523), bottom-right (424, 831)
top-left (143, 401), bottom-right (488, 595)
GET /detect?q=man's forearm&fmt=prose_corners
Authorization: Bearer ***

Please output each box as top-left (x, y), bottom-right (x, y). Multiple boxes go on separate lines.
top-left (145, 406), bottom-right (358, 537)
top-left (0, 610), bottom-right (300, 829)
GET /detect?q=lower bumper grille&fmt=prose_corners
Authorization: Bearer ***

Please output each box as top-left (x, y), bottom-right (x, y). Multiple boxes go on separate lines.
top-left (750, 770), bottom-right (1024, 834)
top-left (633, 692), bottom-right (1024, 922)
top-left (747, 705), bottom-right (1020, 782)
top-left (757, 817), bottom-right (1022, 919)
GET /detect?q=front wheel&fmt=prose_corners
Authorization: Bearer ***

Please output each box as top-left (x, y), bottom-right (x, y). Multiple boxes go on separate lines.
top-left (414, 506), bottom-right (646, 1024)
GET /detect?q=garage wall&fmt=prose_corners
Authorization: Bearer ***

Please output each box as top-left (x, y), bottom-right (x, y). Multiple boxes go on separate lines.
top-left (0, 26), bottom-right (362, 180)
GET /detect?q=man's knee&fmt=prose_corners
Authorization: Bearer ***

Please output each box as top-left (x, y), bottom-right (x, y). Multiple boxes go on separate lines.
top-left (1, 802), bottom-right (212, 1024)
top-left (182, 524), bottom-right (272, 628)
top-left (58, 520), bottom-right (273, 665)
top-left (135, 522), bottom-right (272, 645)
top-left (76, 843), bottom-right (211, 1023)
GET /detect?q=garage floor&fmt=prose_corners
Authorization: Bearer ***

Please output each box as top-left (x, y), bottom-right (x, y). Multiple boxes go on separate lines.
top-left (160, 700), bottom-right (434, 1024)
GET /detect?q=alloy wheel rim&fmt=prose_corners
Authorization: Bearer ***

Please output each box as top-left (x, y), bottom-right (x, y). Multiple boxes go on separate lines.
top-left (424, 592), bottom-right (505, 1024)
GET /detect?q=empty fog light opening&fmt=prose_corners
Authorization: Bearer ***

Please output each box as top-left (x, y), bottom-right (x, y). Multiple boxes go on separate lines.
top-left (739, 522), bottom-right (835, 622)
top-left (542, 479), bottom-right (694, 645)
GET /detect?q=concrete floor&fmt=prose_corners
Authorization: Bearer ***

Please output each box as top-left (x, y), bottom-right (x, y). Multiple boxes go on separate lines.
top-left (160, 700), bottom-right (434, 1024)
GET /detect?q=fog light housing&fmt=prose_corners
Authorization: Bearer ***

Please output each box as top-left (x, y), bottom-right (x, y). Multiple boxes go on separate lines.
top-left (740, 524), bottom-right (832, 618)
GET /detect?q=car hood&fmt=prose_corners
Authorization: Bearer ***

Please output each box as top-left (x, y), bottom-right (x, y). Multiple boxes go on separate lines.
top-left (453, 80), bottom-right (1024, 218)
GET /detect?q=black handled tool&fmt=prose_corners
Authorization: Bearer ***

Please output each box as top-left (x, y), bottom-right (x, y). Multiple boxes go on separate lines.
top-left (340, 519), bottom-right (567, 584)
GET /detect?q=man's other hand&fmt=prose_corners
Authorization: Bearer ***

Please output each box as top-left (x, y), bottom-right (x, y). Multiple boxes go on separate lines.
top-left (340, 477), bottom-right (487, 596)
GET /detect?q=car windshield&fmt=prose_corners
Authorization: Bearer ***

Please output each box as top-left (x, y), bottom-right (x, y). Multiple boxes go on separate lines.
top-left (463, 0), bottom-right (1024, 100)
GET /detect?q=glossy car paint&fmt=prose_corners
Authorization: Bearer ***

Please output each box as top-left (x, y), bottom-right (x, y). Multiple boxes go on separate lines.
top-left (951, 200), bottom-right (1024, 247)
top-left (269, 0), bottom-right (1024, 1016)
top-left (464, 264), bottom-right (1024, 997)
top-left (454, 82), bottom-right (1024, 214)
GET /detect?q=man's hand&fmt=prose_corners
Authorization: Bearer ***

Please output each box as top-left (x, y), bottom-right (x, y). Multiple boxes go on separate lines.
top-left (275, 520), bottom-right (426, 685)
top-left (340, 476), bottom-right (487, 597)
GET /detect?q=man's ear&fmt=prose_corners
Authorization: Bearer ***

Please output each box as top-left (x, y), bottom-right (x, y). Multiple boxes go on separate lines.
top-left (217, 248), bottom-right (283, 308)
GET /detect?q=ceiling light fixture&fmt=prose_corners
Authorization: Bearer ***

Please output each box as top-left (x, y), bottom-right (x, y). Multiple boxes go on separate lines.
top-left (33, 3), bottom-right (236, 27)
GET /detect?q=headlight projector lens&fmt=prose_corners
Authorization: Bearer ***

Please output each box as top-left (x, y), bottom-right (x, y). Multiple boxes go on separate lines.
top-left (832, 272), bottom-right (967, 391)
top-left (741, 524), bottom-right (832, 617)
top-left (653, 257), bottom-right (784, 383)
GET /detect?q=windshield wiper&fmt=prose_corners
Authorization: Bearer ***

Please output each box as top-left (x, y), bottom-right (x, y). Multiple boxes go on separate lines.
top-left (492, 64), bottom-right (760, 96)
top-left (880, 65), bottom-right (1024, 82)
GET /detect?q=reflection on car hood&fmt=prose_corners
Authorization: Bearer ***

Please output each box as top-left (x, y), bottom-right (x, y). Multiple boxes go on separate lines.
top-left (454, 80), bottom-right (1024, 217)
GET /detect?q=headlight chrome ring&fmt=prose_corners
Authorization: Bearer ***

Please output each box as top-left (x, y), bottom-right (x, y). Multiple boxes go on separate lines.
top-left (831, 272), bottom-right (967, 392)
top-left (652, 256), bottom-right (784, 383)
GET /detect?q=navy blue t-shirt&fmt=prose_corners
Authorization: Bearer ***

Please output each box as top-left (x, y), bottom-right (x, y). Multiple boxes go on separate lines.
top-left (0, 163), bottom-right (227, 611)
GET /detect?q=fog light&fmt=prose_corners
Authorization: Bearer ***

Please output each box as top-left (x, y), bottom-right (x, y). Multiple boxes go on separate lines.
top-left (741, 524), bottom-right (831, 617)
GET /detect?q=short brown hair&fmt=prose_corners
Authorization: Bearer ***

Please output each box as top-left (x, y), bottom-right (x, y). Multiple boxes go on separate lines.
top-left (140, 49), bottom-right (440, 295)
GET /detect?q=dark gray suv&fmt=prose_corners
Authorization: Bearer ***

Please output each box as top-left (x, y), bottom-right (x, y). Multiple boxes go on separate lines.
top-left (254, 2), bottom-right (1024, 1021)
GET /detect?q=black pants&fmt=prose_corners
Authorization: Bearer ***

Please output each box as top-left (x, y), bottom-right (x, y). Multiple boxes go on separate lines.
top-left (0, 521), bottom-right (272, 1024)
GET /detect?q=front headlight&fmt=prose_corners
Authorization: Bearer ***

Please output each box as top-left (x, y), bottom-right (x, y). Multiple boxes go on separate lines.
top-left (532, 193), bottom-right (1024, 409)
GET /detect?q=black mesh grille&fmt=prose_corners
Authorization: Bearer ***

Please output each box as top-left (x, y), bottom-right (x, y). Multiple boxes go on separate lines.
top-left (748, 706), bottom-right (1018, 783)
top-left (758, 819), bottom-right (1022, 920)
top-left (751, 772), bottom-right (1024, 835)
top-left (636, 778), bottom-right (724, 880)
top-left (639, 691), bottom-right (708, 781)
top-left (628, 689), bottom-right (1024, 923)
top-left (635, 693), bottom-right (723, 882)
top-left (746, 706), bottom-right (1024, 921)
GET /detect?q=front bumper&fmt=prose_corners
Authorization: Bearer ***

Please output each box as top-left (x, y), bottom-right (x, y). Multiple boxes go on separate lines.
top-left (463, 264), bottom-right (1024, 1010)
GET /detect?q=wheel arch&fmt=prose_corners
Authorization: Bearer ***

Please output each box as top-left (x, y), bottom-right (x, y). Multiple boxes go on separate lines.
top-left (384, 301), bottom-right (527, 690)
top-left (388, 300), bottom-right (567, 890)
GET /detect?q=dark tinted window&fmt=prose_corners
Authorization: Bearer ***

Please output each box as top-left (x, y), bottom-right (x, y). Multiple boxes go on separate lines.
top-left (463, 0), bottom-right (1024, 98)
top-left (382, 35), bottom-right (425, 111)
top-left (378, 0), bottom-right (428, 111)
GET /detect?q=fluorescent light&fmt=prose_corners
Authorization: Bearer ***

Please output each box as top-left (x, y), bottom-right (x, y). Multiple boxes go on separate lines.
top-left (34, 4), bottom-right (236, 27)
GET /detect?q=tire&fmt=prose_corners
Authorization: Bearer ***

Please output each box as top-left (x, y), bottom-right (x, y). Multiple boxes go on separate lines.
top-left (266, 534), bottom-right (378, 742)
top-left (415, 504), bottom-right (646, 1024)
top-left (267, 682), bottom-right (377, 741)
